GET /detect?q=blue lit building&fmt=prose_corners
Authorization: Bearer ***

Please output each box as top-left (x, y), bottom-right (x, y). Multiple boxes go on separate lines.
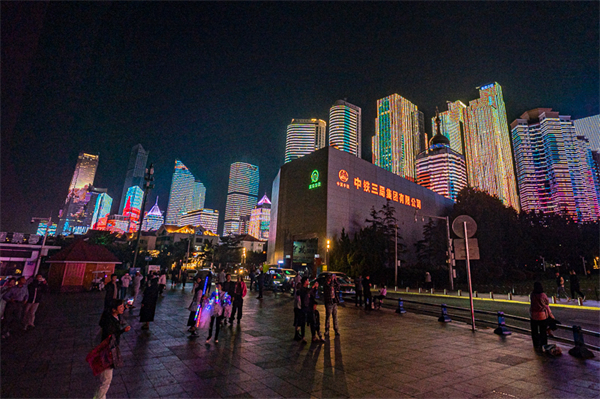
top-left (223, 162), bottom-right (259, 235)
top-left (165, 160), bottom-right (206, 226)
top-left (329, 100), bottom-right (362, 157)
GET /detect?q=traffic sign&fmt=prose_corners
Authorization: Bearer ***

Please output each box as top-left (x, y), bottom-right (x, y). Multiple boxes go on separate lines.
top-left (452, 215), bottom-right (477, 238)
top-left (453, 239), bottom-right (480, 260)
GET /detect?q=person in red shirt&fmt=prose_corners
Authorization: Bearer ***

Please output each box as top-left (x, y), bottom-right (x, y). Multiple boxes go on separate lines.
top-left (530, 282), bottom-right (554, 351)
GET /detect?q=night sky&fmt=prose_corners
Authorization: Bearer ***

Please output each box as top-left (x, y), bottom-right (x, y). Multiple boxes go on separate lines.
top-left (2, 2), bottom-right (598, 233)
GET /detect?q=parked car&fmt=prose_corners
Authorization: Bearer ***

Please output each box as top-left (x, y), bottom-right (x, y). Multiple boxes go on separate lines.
top-left (268, 268), bottom-right (297, 283)
top-left (265, 272), bottom-right (289, 292)
top-left (311, 272), bottom-right (355, 295)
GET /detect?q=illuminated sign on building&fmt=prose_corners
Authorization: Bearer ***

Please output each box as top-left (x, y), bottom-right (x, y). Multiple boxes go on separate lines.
top-left (309, 170), bottom-right (322, 189)
top-left (336, 169), bottom-right (422, 209)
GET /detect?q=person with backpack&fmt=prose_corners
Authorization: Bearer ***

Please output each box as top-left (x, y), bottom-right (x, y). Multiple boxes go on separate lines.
top-left (229, 277), bottom-right (247, 325)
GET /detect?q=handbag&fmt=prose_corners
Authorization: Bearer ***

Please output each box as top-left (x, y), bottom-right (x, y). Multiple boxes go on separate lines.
top-left (547, 318), bottom-right (561, 331)
top-left (85, 335), bottom-right (113, 376)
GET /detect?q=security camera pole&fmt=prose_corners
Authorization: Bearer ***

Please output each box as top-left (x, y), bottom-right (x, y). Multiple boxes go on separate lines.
top-left (132, 164), bottom-right (155, 271)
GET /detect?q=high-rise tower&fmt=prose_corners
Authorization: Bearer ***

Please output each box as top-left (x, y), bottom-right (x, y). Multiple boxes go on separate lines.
top-left (119, 144), bottom-right (149, 213)
top-left (329, 100), bottom-right (362, 157)
top-left (574, 114), bottom-right (600, 152)
top-left (284, 119), bottom-right (327, 164)
top-left (511, 108), bottom-right (599, 222)
top-left (372, 94), bottom-right (422, 181)
top-left (142, 197), bottom-right (165, 232)
top-left (432, 101), bottom-right (467, 154)
top-left (165, 159), bottom-right (205, 226)
top-left (223, 162), bottom-right (259, 235)
top-left (249, 194), bottom-right (271, 241)
top-left (463, 83), bottom-right (520, 211)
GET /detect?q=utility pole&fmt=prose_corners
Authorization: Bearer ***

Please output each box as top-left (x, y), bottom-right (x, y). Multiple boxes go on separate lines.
top-left (132, 164), bottom-right (155, 271)
top-left (394, 224), bottom-right (398, 288)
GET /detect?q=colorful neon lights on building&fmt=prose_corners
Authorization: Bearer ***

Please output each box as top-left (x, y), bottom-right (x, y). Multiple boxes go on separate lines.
top-left (224, 162), bottom-right (259, 235)
top-left (329, 100), bottom-right (361, 157)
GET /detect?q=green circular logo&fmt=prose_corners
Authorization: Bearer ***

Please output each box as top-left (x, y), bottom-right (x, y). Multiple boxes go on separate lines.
top-left (311, 170), bottom-right (319, 183)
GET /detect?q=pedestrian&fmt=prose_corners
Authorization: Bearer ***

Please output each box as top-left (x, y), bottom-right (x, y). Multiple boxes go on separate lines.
top-left (249, 269), bottom-right (256, 291)
top-left (205, 270), bottom-right (213, 294)
top-left (23, 274), bottom-right (48, 330)
top-left (104, 274), bottom-right (118, 311)
top-left (1, 277), bottom-right (28, 338)
top-left (354, 275), bottom-right (363, 307)
top-left (555, 272), bottom-right (570, 302)
top-left (530, 281), bottom-right (554, 352)
top-left (205, 283), bottom-right (232, 344)
top-left (120, 272), bottom-right (132, 299)
top-left (158, 272), bottom-right (167, 296)
top-left (229, 277), bottom-right (247, 325)
top-left (293, 273), bottom-right (302, 295)
top-left (170, 268), bottom-right (179, 288)
top-left (297, 277), bottom-right (318, 343)
top-left (425, 272), bottom-right (432, 291)
top-left (0, 278), bottom-right (16, 320)
top-left (218, 269), bottom-right (226, 285)
top-left (93, 299), bottom-right (131, 399)
top-left (132, 272), bottom-right (143, 305)
top-left (374, 285), bottom-right (387, 309)
top-left (181, 269), bottom-right (188, 291)
top-left (309, 300), bottom-right (325, 343)
top-left (140, 277), bottom-right (159, 330)
top-left (323, 274), bottom-right (341, 337)
top-left (293, 286), bottom-right (303, 341)
top-left (187, 276), bottom-right (205, 336)
top-left (362, 275), bottom-right (372, 310)
top-left (257, 270), bottom-right (265, 299)
top-left (569, 270), bottom-right (585, 301)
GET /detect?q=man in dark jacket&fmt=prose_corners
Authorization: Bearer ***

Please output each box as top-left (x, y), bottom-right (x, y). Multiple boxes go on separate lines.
top-left (23, 274), bottom-right (48, 330)
top-left (297, 277), bottom-right (318, 343)
top-left (257, 270), bottom-right (265, 299)
top-left (354, 275), bottom-right (363, 307)
top-left (362, 275), bottom-right (372, 310)
top-left (569, 270), bottom-right (585, 301)
top-left (104, 274), bottom-right (118, 311)
top-left (323, 275), bottom-right (341, 337)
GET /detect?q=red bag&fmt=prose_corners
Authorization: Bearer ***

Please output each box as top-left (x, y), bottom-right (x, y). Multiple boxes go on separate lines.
top-left (85, 335), bottom-right (113, 376)
top-left (241, 281), bottom-right (247, 298)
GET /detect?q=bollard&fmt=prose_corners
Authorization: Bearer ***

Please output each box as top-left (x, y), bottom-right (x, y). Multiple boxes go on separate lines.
top-left (418, 288), bottom-right (422, 294)
top-left (490, 292), bottom-right (494, 299)
top-left (528, 294), bottom-right (531, 302)
top-left (493, 311), bottom-right (511, 336)
top-left (457, 289), bottom-right (462, 297)
top-left (507, 292), bottom-right (512, 300)
top-left (474, 291), bottom-right (478, 298)
top-left (438, 304), bottom-right (452, 322)
top-left (551, 296), bottom-right (556, 304)
top-left (395, 298), bottom-right (407, 314)
top-left (568, 326), bottom-right (595, 359)
top-left (577, 298), bottom-right (583, 306)
top-left (431, 288), bottom-right (434, 295)
top-left (395, 286), bottom-right (397, 292)
top-left (338, 291), bottom-right (344, 303)
top-left (406, 287), bottom-right (410, 293)
top-left (444, 289), bottom-right (447, 295)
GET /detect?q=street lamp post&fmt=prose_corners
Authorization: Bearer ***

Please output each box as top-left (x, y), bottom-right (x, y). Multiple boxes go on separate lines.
top-left (394, 224), bottom-right (398, 288)
top-left (326, 240), bottom-right (330, 269)
top-left (415, 212), bottom-right (454, 290)
top-left (31, 213), bottom-right (52, 276)
top-left (132, 164), bottom-right (155, 271)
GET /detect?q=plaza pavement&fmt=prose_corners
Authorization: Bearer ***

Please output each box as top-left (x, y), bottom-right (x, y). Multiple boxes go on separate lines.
top-left (1, 285), bottom-right (599, 399)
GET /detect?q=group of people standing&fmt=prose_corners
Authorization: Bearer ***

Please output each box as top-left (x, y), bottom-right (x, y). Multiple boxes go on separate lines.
top-left (1, 274), bottom-right (48, 339)
top-left (555, 271), bottom-right (586, 302)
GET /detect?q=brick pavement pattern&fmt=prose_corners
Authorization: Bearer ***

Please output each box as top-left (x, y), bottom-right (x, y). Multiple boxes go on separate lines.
top-left (1, 286), bottom-right (599, 398)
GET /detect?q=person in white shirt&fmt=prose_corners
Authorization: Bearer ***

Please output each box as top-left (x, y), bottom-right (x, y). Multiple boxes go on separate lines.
top-left (120, 273), bottom-right (132, 299)
top-left (132, 272), bottom-right (143, 304)
top-left (158, 273), bottom-right (167, 296)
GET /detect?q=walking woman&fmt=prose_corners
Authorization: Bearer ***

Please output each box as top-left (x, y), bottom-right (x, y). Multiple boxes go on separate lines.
top-left (140, 277), bottom-right (159, 330)
top-left (187, 276), bottom-right (205, 336)
top-left (530, 281), bottom-right (554, 351)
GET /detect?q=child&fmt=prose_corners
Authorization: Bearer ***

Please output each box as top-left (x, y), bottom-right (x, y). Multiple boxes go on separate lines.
top-left (374, 285), bottom-right (387, 309)
top-left (309, 300), bottom-right (325, 343)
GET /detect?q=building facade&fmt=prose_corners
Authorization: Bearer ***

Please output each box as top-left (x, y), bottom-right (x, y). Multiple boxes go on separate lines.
top-left (284, 119), bottom-right (327, 164)
top-left (433, 100), bottom-right (466, 154)
top-left (223, 162), bottom-right (259, 235)
top-left (574, 114), bottom-right (600, 152)
top-left (416, 117), bottom-right (467, 202)
top-left (119, 144), bottom-right (148, 213)
top-left (511, 108), bottom-right (600, 222)
top-left (123, 186), bottom-right (144, 233)
top-left (90, 192), bottom-right (113, 230)
top-left (165, 159), bottom-right (205, 226)
top-left (179, 208), bottom-right (219, 234)
top-left (372, 94), bottom-right (422, 181)
top-left (141, 197), bottom-right (165, 232)
top-left (248, 194), bottom-right (271, 241)
top-left (463, 83), bottom-right (520, 211)
top-left (329, 100), bottom-right (362, 157)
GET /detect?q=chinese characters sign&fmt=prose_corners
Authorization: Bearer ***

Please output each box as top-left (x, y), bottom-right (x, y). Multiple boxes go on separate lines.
top-left (337, 169), bottom-right (422, 209)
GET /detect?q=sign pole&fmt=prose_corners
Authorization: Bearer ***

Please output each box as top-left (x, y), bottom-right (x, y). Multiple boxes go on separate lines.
top-left (464, 221), bottom-right (475, 332)
top-left (394, 224), bottom-right (398, 288)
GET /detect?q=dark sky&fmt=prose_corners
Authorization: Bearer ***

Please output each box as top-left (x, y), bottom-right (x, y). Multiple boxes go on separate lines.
top-left (2, 1), bottom-right (598, 233)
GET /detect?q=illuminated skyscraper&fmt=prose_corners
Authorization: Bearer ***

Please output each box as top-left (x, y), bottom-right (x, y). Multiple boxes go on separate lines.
top-left (463, 83), bottom-right (520, 210)
top-left (329, 100), bottom-right (361, 157)
top-left (372, 94), bottom-right (422, 181)
top-left (91, 193), bottom-right (113, 230)
top-left (223, 162), bottom-right (259, 234)
top-left (284, 119), bottom-right (327, 164)
top-left (142, 197), bottom-right (165, 232)
top-left (165, 159), bottom-right (206, 226)
top-left (574, 114), bottom-right (600, 152)
top-left (123, 186), bottom-right (144, 233)
top-left (249, 194), bottom-right (271, 241)
top-left (119, 144), bottom-right (149, 213)
top-left (36, 221), bottom-right (57, 237)
top-left (56, 152), bottom-right (100, 235)
top-left (180, 209), bottom-right (219, 234)
top-left (432, 100), bottom-right (466, 154)
top-left (511, 108), bottom-right (599, 222)
top-left (416, 113), bottom-right (467, 201)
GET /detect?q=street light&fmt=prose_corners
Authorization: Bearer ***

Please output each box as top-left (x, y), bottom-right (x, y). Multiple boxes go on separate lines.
top-left (132, 164), bottom-right (155, 271)
top-left (415, 211), bottom-right (455, 290)
top-left (31, 213), bottom-right (52, 276)
top-left (242, 247), bottom-right (247, 265)
top-left (326, 240), bottom-right (330, 268)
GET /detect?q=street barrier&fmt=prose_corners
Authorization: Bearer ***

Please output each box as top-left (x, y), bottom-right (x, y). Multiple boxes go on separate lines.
top-left (418, 288), bottom-right (422, 293)
top-left (431, 288), bottom-right (434, 295)
top-left (474, 291), bottom-right (478, 298)
top-left (490, 292), bottom-right (494, 299)
top-left (507, 293), bottom-right (513, 300)
top-left (457, 289), bottom-right (462, 296)
top-left (443, 289), bottom-right (447, 295)
top-left (577, 298), bottom-right (583, 306)
top-left (569, 326), bottom-right (595, 359)
top-left (338, 291), bottom-right (344, 303)
top-left (395, 298), bottom-right (407, 314)
top-left (493, 312), bottom-right (511, 336)
top-left (438, 304), bottom-right (452, 322)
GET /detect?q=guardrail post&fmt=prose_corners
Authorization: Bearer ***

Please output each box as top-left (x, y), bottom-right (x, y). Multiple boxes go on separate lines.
top-left (394, 286), bottom-right (397, 292)
top-left (438, 304), bottom-right (452, 323)
top-left (507, 293), bottom-right (512, 300)
top-left (493, 311), bottom-right (511, 336)
top-left (457, 289), bottom-right (461, 297)
top-left (474, 291), bottom-right (478, 298)
top-left (418, 288), bottom-right (422, 293)
top-left (443, 289), bottom-right (447, 295)
top-left (431, 288), bottom-right (434, 295)
top-left (568, 325), bottom-right (595, 359)
top-left (406, 287), bottom-right (409, 293)
top-left (395, 298), bottom-right (407, 314)
top-left (551, 296), bottom-right (556, 304)
top-left (490, 292), bottom-right (494, 299)
top-left (577, 298), bottom-right (583, 306)
top-left (338, 291), bottom-right (344, 303)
